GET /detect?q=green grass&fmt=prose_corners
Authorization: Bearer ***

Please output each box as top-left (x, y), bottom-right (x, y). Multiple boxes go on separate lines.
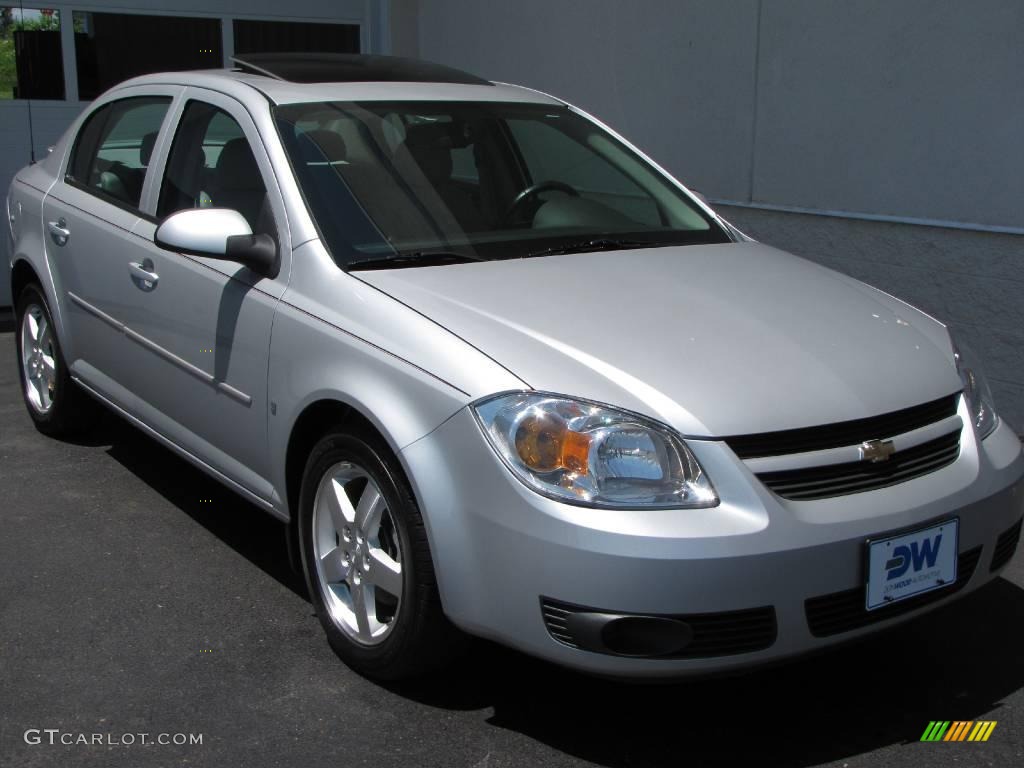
top-left (0, 37), bottom-right (15, 100)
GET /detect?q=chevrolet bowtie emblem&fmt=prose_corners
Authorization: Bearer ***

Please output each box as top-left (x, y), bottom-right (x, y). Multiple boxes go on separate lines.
top-left (860, 439), bottom-right (896, 463)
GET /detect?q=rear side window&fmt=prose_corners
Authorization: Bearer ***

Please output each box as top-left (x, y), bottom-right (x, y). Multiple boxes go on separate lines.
top-left (67, 96), bottom-right (171, 210)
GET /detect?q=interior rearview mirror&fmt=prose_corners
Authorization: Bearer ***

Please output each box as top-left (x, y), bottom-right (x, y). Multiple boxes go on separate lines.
top-left (154, 208), bottom-right (278, 277)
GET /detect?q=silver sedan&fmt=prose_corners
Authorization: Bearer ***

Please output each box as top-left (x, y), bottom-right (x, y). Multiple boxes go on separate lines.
top-left (6, 53), bottom-right (1023, 680)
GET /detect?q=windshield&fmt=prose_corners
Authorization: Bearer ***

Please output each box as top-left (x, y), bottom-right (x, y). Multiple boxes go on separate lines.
top-left (275, 100), bottom-right (731, 268)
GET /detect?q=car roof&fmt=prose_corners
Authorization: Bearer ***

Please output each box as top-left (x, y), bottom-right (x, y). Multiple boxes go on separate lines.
top-left (110, 53), bottom-right (563, 108)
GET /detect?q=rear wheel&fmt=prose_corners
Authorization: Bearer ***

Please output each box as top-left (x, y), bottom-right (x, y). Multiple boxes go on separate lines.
top-left (15, 284), bottom-right (97, 436)
top-left (298, 429), bottom-right (462, 679)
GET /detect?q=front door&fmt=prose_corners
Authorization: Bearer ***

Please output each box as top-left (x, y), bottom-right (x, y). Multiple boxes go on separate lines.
top-left (113, 88), bottom-right (290, 501)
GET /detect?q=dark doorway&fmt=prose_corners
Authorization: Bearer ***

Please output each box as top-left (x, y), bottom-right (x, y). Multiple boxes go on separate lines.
top-left (233, 19), bottom-right (360, 57)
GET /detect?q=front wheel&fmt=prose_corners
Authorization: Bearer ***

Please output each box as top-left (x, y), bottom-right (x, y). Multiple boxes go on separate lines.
top-left (298, 429), bottom-right (462, 679)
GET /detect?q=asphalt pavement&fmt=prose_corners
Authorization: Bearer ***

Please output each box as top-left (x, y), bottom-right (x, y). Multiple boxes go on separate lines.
top-left (1, 326), bottom-right (1023, 768)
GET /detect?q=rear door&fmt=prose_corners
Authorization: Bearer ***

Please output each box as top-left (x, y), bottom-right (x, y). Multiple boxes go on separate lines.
top-left (42, 87), bottom-right (177, 391)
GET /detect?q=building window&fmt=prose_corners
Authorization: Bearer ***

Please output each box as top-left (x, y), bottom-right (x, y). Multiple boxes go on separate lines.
top-left (233, 19), bottom-right (359, 56)
top-left (0, 7), bottom-right (65, 100)
top-left (74, 12), bottom-right (221, 101)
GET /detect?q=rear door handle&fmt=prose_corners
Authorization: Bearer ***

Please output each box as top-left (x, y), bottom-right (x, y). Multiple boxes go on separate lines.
top-left (129, 259), bottom-right (159, 290)
top-left (47, 218), bottom-right (70, 246)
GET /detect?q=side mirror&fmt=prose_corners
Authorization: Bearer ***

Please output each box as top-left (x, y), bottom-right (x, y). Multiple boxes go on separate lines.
top-left (155, 208), bottom-right (278, 277)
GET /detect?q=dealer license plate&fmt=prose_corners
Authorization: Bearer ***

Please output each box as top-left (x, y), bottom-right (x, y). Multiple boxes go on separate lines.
top-left (865, 519), bottom-right (958, 611)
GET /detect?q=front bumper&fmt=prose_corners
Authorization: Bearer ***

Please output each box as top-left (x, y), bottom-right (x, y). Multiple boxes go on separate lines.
top-left (401, 407), bottom-right (1024, 678)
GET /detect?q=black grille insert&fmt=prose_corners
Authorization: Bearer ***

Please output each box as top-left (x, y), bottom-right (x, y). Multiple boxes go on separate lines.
top-left (991, 518), bottom-right (1022, 572)
top-left (805, 546), bottom-right (981, 637)
top-left (541, 598), bottom-right (777, 658)
top-left (723, 393), bottom-right (960, 459)
top-left (757, 430), bottom-right (961, 501)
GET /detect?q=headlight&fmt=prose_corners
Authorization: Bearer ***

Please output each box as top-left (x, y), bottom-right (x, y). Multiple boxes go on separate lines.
top-left (951, 332), bottom-right (998, 439)
top-left (473, 392), bottom-right (718, 509)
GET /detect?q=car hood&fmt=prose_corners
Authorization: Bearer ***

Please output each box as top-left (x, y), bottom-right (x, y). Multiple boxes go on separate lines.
top-left (356, 242), bottom-right (962, 437)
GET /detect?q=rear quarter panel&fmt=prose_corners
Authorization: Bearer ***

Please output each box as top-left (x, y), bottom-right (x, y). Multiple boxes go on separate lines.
top-left (8, 152), bottom-right (64, 334)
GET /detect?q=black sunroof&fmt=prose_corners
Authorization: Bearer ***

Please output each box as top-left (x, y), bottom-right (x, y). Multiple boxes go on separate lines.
top-left (232, 53), bottom-right (492, 86)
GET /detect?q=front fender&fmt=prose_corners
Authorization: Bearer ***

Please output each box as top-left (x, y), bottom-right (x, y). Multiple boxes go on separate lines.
top-left (266, 260), bottom-right (526, 520)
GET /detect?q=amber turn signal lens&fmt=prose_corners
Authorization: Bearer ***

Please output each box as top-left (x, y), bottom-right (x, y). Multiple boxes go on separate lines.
top-left (514, 413), bottom-right (591, 475)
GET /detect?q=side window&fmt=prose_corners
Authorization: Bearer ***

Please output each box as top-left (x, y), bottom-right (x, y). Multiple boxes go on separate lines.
top-left (506, 119), bottom-right (661, 226)
top-left (67, 96), bottom-right (171, 209)
top-left (157, 100), bottom-right (273, 236)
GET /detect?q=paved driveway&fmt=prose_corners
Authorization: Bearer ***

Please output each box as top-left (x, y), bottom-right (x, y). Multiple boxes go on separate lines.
top-left (1, 327), bottom-right (1022, 768)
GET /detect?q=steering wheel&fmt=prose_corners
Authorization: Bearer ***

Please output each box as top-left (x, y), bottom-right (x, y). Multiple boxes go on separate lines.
top-left (502, 180), bottom-right (579, 225)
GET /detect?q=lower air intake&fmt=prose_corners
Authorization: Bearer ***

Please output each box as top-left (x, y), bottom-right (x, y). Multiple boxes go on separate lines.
top-left (805, 546), bottom-right (981, 638)
top-left (541, 598), bottom-right (777, 658)
top-left (991, 518), bottom-right (1022, 572)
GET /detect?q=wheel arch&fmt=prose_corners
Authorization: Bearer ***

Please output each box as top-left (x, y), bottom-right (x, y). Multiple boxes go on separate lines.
top-left (10, 256), bottom-right (71, 359)
top-left (281, 396), bottom-right (429, 574)
top-left (10, 258), bottom-right (41, 307)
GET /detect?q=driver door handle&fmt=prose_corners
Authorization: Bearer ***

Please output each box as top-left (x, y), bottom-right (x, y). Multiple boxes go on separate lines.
top-left (47, 218), bottom-right (70, 246)
top-left (129, 259), bottom-right (159, 289)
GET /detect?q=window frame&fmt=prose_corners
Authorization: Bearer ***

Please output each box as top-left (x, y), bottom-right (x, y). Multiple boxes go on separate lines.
top-left (141, 85), bottom-right (292, 277)
top-left (61, 85), bottom-right (179, 218)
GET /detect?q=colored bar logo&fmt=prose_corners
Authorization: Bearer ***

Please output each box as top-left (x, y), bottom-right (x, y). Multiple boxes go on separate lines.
top-left (920, 721), bottom-right (997, 742)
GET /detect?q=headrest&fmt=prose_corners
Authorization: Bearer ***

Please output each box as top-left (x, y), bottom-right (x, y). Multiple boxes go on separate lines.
top-left (215, 138), bottom-right (262, 190)
top-left (398, 123), bottom-right (465, 181)
top-left (298, 129), bottom-right (348, 165)
top-left (140, 131), bottom-right (158, 166)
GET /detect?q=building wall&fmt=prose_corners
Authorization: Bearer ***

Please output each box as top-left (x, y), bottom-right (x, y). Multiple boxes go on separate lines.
top-left (751, 0), bottom-right (1023, 230)
top-left (389, 0), bottom-right (419, 59)
top-left (415, 0), bottom-right (761, 211)
top-left (414, 0), bottom-right (1024, 231)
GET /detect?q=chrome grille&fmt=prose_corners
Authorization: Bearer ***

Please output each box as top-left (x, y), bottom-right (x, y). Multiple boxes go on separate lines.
top-left (756, 431), bottom-right (961, 501)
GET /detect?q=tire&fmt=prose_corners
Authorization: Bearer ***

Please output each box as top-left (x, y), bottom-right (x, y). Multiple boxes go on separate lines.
top-left (14, 284), bottom-right (98, 436)
top-left (298, 428), bottom-right (462, 679)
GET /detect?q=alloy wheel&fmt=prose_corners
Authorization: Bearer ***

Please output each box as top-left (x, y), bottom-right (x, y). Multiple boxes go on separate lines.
top-left (312, 462), bottom-right (404, 645)
top-left (20, 304), bottom-right (57, 415)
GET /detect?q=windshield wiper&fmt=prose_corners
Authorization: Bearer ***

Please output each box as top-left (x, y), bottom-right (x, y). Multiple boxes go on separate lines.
top-left (347, 250), bottom-right (486, 271)
top-left (523, 238), bottom-right (670, 259)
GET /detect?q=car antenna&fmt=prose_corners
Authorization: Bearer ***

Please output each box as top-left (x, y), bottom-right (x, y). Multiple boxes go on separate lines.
top-left (17, 0), bottom-right (36, 163)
